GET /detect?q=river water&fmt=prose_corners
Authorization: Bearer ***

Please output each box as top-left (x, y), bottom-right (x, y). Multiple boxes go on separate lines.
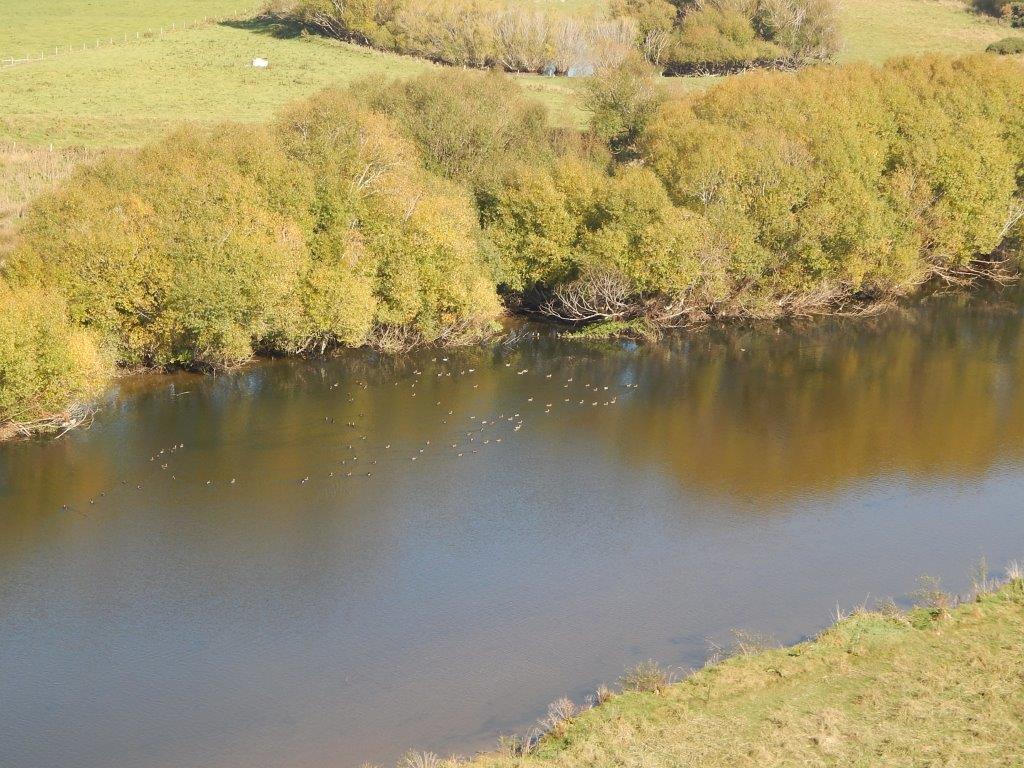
top-left (3, 288), bottom-right (1024, 768)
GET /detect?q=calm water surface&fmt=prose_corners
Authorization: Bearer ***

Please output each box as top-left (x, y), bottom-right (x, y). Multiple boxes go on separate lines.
top-left (3, 289), bottom-right (1024, 768)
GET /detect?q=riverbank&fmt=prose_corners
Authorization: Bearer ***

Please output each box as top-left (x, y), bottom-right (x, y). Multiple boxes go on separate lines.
top-left (5, 53), bottom-right (1023, 440)
top-left (423, 570), bottom-right (1024, 767)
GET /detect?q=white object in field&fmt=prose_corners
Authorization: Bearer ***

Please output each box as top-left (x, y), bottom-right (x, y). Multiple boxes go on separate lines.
top-left (252, 58), bottom-right (269, 68)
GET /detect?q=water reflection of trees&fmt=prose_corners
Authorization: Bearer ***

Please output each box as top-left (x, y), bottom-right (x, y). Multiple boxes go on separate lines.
top-left (5, 288), bottom-right (1024, 523)
top-left (546, 290), bottom-right (1024, 499)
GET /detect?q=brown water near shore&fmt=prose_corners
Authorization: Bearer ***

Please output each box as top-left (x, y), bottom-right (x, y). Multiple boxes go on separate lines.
top-left (3, 287), bottom-right (1024, 768)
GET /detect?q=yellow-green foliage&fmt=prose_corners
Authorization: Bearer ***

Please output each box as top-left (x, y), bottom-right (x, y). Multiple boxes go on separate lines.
top-left (611, 0), bottom-right (840, 73)
top-left (275, 90), bottom-right (502, 347)
top-left (639, 54), bottom-right (1024, 308)
top-left (7, 87), bottom-right (501, 370)
top-left (0, 282), bottom-right (109, 427)
top-left (482, 55), bottom-right (1024, 321)
top-left (10, 126), bottom-right (308, 368)
top-left (483, 157), bottom-right (707, 294)
top-left (268, 0), bottom-right (636, 73)
top-left (671, 6), bottom-right (787, 70)
top-left (352, 70), bottom-right (553, 189)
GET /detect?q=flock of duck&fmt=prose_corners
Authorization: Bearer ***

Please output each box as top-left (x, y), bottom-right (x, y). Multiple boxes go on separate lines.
top-left (59, 355), bottom-right (641, 513)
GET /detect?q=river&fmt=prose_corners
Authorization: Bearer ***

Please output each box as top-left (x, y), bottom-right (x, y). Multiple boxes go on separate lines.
top-left (3, 287), bottom-right (1024, 768)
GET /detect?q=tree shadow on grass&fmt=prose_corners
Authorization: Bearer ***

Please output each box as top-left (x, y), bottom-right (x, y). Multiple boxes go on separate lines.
top-left (219, 16), bottom-right (306, 39)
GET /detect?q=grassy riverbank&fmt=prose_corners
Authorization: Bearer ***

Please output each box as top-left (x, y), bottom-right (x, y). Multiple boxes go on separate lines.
top-left (423, 570), bottom-right (1024, 767)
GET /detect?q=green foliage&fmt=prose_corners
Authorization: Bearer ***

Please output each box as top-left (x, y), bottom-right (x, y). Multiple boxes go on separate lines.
top-left (0, 282), bottom-right (109, 427)
top-left (751, 0), bottom-right (840, 60)
top-left (987, 35), bottom-right (1024, 53)
top-left (271, 0), bottom-right (838, 76)
top-left (10, 125), bottom-right (308, 369)
top-left (669, 6), bottom-right (787, 72)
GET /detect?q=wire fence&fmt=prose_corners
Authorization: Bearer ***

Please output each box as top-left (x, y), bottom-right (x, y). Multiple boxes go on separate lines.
top-left (1, 6), bottom-right (262, 70)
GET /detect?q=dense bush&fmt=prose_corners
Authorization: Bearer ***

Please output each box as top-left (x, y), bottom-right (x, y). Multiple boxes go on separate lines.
top-left (638, 54), bottom-right (1024, 316)
top-left (1006, 2), bottom-right (1024, 26)
top-left (350, 70), bottom-right (552, 190)
top-left (265, 0), bottom-right (636, 73)
top-left (7, 91), bottom-right (501, 370)
top-left (668, 5), bottom-right (787, 72)
top-left (481, 157), bottom-right (709, 304)
top-left (10, 126), bottom-right (309, 368)
top-left (611, 0), bottom-right (840, 73)
top-left (267, 0), bottom-right (837, 75)
top-left (987, 36), bottom-right (1024, 53)
top-left (0, 282), bottom-right (109, 431)
top-left (483, 54), bottom-right (1024, 324)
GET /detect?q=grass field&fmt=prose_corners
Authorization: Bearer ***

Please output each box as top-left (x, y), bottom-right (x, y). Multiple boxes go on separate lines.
top-left (836, 0), bottom-right (1005, 63)
top-left (0, 0), bottom-right (1012, 239)
top-left (1, 0), bottom-right (252, 58)
top-left (0, 0), bottom-right (1009, 147)
top-left (452, 574), bottom-right (1024, 768)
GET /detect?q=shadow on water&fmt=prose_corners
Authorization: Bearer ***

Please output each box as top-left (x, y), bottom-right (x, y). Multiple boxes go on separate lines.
top-left (2, 286), bottom-right (1024, 768)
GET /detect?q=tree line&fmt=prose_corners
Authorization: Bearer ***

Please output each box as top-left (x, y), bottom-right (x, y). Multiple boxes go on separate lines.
top-left (262, 0), bottom-right (840, 75)
top-left (2, 53), bottom-right (1024, 434)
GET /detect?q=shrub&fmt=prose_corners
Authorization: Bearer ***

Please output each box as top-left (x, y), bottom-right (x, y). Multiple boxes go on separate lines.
top-left (1005, 2), bottom-right (1024, 26)
top-left (609, 0), bottom-right (678, 65)
top-left (0, 282), bottom-right (109, 431)
top-left (987, 35), bottom-right (1024, 54)
top-left (668, 6), bottom-right (788, 73)
top-left (618, 659), bottom-right (671, 693)
top-left (971, 0), bottom-right (1003, 14)
top-left (972, 0), bottom-right (1024, 24)
top-left (271, 0), bottom-right (836, 75)
top-left (613, 0), bottom-right (840, 72)
top-left (539, 697), bottom-right (577, 734)
top-left (275, 90), bottom-right (502, 347)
